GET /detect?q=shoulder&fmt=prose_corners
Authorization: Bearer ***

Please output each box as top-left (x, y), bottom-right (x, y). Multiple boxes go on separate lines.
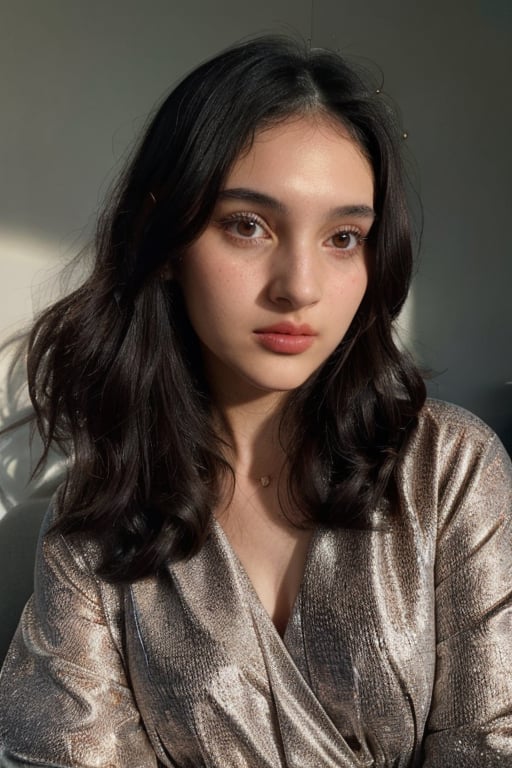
top-left (400, 398), bottom-right (511, 501)
top-left (406, 397), bottom-right (509, 472)
top-left (415, 398), bottom-right (498, 448)
top-left (35, 500), bottom-right (126, 648)
top-left (38, 499), bottom-right (105, 579)
top-left (401, 398), bottom-right (512, 522)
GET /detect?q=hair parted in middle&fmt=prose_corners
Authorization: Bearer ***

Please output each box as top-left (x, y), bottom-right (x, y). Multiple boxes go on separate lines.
top-left (26, 35), bottom-right (426, 580)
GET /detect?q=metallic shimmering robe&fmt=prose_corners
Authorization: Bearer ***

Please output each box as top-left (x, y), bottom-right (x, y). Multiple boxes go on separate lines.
top-left (0, 400), bottom-right (511, 767)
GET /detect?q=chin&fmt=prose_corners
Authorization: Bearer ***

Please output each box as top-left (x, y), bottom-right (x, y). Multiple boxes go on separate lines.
top-left (204, 351), bottom-right (328, 401)
top-left (241, 368), bottom-right (319, 395)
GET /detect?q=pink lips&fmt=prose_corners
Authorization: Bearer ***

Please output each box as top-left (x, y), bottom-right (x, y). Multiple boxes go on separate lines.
top-left (253, 322), bottom-right (317, 354)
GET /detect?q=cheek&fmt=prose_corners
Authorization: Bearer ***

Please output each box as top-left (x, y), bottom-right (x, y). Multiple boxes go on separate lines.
top-left (355, 272), bottom-right (369, 304)
top-left (335, 265), bottom-right (368, 313)
top-left (354, 257), bottom-right (369, 295)
top-left (180, 260), bottom-right (250, 333)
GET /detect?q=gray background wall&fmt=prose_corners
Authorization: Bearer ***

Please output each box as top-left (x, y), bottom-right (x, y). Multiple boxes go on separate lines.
top-left (0, 0), bottom-right (510, 658)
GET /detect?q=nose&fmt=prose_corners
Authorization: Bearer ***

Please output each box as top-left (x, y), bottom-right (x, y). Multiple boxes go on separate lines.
top-left (267, 240), bottom-right (322, 309)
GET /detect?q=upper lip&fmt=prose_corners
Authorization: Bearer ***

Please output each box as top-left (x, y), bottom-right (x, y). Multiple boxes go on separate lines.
top-left (254, 322), bottom-right (317, 336)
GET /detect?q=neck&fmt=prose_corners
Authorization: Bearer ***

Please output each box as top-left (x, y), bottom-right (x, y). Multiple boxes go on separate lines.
top-left (212, 389), bottom-right (289, 481)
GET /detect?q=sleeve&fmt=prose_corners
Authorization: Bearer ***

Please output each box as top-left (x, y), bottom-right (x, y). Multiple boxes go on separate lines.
top-left (0, 507), bottom-right (158, 767)
top-left (423, 431), bottom-right (512, 767)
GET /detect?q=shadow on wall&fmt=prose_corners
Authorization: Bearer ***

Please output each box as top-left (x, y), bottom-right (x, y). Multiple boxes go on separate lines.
top-left (0, 341), bottom-right (66, 663)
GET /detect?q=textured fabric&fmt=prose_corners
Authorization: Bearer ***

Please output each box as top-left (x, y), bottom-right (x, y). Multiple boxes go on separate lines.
top-left (0, 399), bottom-right (511, 767)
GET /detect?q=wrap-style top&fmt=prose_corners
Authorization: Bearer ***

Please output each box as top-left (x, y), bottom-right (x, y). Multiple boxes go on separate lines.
top-left (0, 400), bottom-right (511, 766)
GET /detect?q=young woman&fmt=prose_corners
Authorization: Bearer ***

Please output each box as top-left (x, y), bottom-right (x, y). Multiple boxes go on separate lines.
top-left (0, 36), bottom-right (511, 767)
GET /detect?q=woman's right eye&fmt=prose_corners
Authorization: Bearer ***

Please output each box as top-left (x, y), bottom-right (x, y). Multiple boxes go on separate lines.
top-left (218, 214), bottom-right (269, 241)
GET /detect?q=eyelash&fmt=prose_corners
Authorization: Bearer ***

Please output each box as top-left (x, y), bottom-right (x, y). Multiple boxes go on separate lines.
top-left (327, 228), bottom-right (367, 252)
top-left (217, 213), bottom-right (269, 245)
top-left (217, 212), bottom-right (367, 254)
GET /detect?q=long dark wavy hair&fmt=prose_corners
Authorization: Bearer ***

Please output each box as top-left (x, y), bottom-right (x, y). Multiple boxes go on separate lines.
top-left (25, 35), bottom-right (425, 580)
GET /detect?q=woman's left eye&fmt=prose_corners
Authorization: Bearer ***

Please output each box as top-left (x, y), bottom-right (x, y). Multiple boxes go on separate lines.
top-left (328, 230), bottom-right (363, 251)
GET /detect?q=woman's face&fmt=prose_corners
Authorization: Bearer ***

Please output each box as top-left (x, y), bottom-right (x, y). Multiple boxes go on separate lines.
top-left (179, 114), bottom-right (374, 403)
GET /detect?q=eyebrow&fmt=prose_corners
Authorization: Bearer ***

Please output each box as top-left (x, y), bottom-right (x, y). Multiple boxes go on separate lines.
top-left (217, 187), bottom-right (375, 220)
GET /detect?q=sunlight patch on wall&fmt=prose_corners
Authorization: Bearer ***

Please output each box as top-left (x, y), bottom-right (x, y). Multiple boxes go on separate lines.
top-left (0, 229), bottom-right (69, 339)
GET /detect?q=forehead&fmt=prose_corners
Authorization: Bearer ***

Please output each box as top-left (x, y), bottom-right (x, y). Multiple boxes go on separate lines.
top-left (225, 114), bottom-right (374, 205)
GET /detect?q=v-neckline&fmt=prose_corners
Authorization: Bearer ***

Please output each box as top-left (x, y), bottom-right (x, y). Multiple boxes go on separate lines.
top-left (211, 518), bottom-right (320, 644)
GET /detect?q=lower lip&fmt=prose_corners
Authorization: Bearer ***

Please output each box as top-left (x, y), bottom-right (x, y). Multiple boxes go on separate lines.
top-left (254, 333), bottom-right (315, 354)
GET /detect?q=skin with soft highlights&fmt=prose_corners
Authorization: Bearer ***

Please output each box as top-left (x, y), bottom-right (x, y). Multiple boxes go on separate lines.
top-left (179, 115), bottom-right (375, 411)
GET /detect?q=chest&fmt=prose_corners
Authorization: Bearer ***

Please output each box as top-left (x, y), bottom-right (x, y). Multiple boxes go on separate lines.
top-left (217, 512), bottom-right (315, 637)
top-left (127, 524), bottom-right (437, 767)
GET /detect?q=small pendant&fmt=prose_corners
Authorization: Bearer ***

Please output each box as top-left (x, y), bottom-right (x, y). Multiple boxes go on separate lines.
top-left (259, 475), bottom-right (271, 487)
